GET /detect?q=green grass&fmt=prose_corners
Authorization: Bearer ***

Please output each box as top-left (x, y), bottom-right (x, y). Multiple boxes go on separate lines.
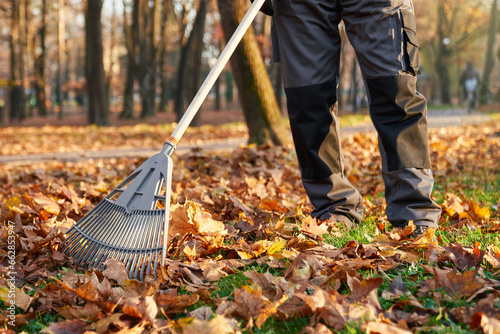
top-left (245, 316), bottom-right (311, 334)
top-left (21, 312), bottom-right (63, 334)
top-left (322, 217), bottom-right (378, 248)
top-left (338, 114), bottom-right (371, 128)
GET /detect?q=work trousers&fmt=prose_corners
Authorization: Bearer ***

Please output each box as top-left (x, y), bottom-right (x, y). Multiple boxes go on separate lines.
top-left (271, 0), bottom-right (441, 227)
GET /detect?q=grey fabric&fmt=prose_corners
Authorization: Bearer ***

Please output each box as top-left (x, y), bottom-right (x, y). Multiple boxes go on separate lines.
top-left (382, 168), bottom-right (441, 228)
top-left (272, 0), bottom-right (441, 227)
top-left (303, 173), bottom-right (364, 223)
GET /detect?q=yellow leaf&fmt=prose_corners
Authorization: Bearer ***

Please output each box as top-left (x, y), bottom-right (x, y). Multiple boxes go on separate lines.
top-left (237, 251), bottom-right (254, 259)
top-left (470, 201), bottom-right (491, 221)
top-left (6, 196), bottom-right (23, 213)
top-left (267, 238), bottom-right (287, 256)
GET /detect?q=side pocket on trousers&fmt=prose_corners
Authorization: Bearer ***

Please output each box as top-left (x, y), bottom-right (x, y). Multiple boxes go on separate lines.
top-left (400, 9), bottom-right (420, 75)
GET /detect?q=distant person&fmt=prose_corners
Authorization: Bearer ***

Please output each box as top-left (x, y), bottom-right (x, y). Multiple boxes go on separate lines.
top-left (460, 62), bottom-right (480, 113)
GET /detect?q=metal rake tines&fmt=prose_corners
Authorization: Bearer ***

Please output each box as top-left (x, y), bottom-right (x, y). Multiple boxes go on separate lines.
top-left (63, 204), bottom-right (166, 280)
top-left (62, 152), bottom-right (173, 281)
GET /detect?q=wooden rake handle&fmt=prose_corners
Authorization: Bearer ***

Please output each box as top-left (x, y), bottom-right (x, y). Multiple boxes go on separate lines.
top-left (166, 0), bottom-right (267, 149)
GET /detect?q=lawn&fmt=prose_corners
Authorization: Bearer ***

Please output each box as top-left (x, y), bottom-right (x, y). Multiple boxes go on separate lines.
top-left (0, 118), bottom-right (499, 334)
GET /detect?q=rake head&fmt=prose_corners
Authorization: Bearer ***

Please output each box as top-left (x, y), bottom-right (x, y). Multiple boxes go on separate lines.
top-left (62, 144), bottom-right (174, 281)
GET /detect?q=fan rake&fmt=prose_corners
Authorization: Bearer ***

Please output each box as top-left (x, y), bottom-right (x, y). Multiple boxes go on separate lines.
top-left (62, 0), bottom-right (267, 281)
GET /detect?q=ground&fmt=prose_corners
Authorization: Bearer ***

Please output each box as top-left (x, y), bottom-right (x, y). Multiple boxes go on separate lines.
top-left (0, 104), bottom-right (499, 334)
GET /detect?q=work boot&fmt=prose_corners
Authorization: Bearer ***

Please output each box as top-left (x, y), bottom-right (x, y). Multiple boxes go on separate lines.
top-left (409, 225), bottom-right (428, 239)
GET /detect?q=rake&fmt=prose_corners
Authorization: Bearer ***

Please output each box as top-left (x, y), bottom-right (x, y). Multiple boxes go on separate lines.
top-left (62, 0), bottom-right (267, 281)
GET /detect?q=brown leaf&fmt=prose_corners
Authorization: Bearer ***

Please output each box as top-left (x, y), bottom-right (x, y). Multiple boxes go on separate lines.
top-left (102, 258), bottom-right (129, 285)
top-left (178, 315), bottom-right (238, 334)
top-left (122, 295), bottom-right (158, 323)
top-left (56, 303), bottom-right (101, 321)
top-left (347, 274), bottom-right (384, 301)
top-left (199, 259), bottom-right (228, 282)
top-left (301, 217), bottom-right (329, 236)
top-left (157, 291), bottom-right (199, 314)
top-left (442, 193), bottom-right (465, 217)
top-left (0, 285), bottom-right (33, 312)
top-left (300, 323), bottom-right (334, 334)
top-left (32, 193), bottom-right (61, 215)
top-left (40, 319), bottom-right (87, 334)
top-left (364, 321), bottom-right (412, 334)
top-left (84, 313), bottom-right (135, 334)
top-left (442, 242), bottom-right (485, 271)
top-left (471, 312), bottom-right (500, 334)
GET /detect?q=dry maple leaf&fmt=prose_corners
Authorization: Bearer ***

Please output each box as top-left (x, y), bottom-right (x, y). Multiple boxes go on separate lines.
top-left (102, 258), bottom-right (129, 285)
top-left (471, 312), bottom-right (500, 334)
top-left (157, 290), bottom-right (199, 314)
top-left (364, 321), bottom-right (412, 334)
top-left (122, 295), bottom-right (158, 323)
top-left (177, 315), bottom-right (239, 334)
top-left (301, 216), bottom-right (329, 236)
top-left (441, 242), bottom-right (485, 272)
top-left (217, 285), bottom-right (284, 329)
top-left (0, 285), bottom-right (33, 312)
top-left (39, 319), bottom-right (87, 334)
top-left (347, 274), bottom-right (384, 302)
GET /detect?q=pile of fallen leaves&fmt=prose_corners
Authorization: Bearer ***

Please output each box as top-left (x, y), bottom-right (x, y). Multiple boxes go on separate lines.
top-left (1, 122), bottom-right (499, 334)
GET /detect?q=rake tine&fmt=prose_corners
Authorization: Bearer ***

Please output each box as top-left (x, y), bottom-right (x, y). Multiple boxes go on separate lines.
top-left (105, 210), bottom-right (136, 265)
top-left (86, 207), bottom-right (125, 269)
top-left (146, 211), bottom-right (163, 277)
top-left (64, 200), bottom-right (113, 255)
top-left (136, 210), bottom-right (159, 280)
top-left (68, 201), bottom-right (116, 261)
top-left (131, 170), bottom-right (164, 279)
top-left (129, 212), bottom-right (152, 280)
top-left (135, 217), bottom-right (152, 280)
top-left (72, 202), bottom-right (122, 265)
top-left (122, 212), bottom-right (148, 279)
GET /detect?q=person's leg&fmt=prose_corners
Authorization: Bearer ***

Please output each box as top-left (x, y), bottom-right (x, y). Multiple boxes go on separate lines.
top-left (272, 0), bottom-right (363, 223)
top-left (341, 0), bottom-right (441, 228)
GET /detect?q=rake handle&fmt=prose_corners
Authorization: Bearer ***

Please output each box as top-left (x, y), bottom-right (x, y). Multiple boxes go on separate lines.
top-left (166, 0), bottom-right (267, 149)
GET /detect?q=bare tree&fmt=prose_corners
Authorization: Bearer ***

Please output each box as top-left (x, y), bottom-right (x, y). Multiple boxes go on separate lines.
top-left (34, 0), bottom-right (48, 116)
top-left (217, 0), bottom-right (290, 146)
top-left (187, 0), bottom-right (208, 126)
top-left (56, 0), bottom-right (66, 118)
top-left (480, 0), bottom-right (498, 104)
top-left (9, 0), bottom-right (25, 124)
top-left (85, 0), bottom-right (109, 125)
top-left (174, 0), bottom-right (207, 122)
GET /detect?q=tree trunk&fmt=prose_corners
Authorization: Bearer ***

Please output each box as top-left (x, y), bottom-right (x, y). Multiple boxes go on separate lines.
top-left (138, 0), bottom-right (160, 118)
top-left (34, 0), bottom-right (48, 116)
top-left (158, 0), bottom-right (173, 113)
top-left (120, 0), bottom-right (137, 119)
top-left (435, 3), bottom-right (451, 104)
top-left (217, 0), bottom-right (290, 146)
top-left (9, 0), bottom-right (24, 124)
top-left (225, 70), bottom-right (234, 106)
top-left (188, 0), bottom-right (208, 127)
top-left (85, 0), bottom-right (109, 125)
top-left (480, 0), bottom-right (498, 105)
top-left (174, 2), bottom-right (206, 121)
top-left (57, 0), bottom-right (65, 118)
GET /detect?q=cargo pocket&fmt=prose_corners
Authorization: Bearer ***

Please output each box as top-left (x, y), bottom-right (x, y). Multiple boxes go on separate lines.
top-left (400, 9), bottom-right (420, 75)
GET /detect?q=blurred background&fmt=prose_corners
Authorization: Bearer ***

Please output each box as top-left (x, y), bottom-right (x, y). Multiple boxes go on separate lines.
top-left (0, 0), bottom-right (498, 127)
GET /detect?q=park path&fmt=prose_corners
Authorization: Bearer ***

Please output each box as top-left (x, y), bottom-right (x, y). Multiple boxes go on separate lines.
top-left (0, 108), bottom-right (492, 165)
